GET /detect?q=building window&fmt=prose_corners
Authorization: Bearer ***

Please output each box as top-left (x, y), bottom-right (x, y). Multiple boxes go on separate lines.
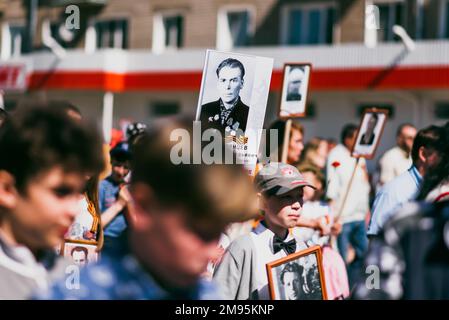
top-left (94, 19), bottom-right (128, 49)
top-left (303, 103), bottom-right (317, 119)
top-left (149, 101), bottom-right (180, 117)
top-left (1, 23), bottom-right (26, 59)
top-left (217, 6), bottom-right (255, 50)
top-left (374, 0), bottom-right (405, 42)
top-left (445, 1), bottom-right (449, 38)
top-left (440, 0), bottom-right (449, 38)
top-left (9, 25), bottom-right (26, 56)
top-left (152, 13), bottom-right (184, 53)
top-left (415, 0), bottom-right (425, 39)
top-left (434, 102), bottom-right (449, 119)
top-left (50, 21), bottom-right (80, 49)
top-left (281, 3), bottom-right (335, 45)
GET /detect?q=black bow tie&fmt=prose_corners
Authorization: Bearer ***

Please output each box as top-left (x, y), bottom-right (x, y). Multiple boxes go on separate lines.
top-left (273, 235), bottom-right (296, 255)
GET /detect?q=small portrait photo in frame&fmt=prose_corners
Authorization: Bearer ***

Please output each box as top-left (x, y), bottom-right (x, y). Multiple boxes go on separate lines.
top-left (279, 63), bottom-right (312, 119)
top-left (62, 240), bottom-right (99, 267)
top-left (266, 246), bottom-right (327, 300)
top-left (351, 108), bottom-right (389, 159)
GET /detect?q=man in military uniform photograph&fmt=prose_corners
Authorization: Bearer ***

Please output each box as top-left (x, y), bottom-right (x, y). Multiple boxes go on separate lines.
top-left (200, 58), bottom-right (250, 137)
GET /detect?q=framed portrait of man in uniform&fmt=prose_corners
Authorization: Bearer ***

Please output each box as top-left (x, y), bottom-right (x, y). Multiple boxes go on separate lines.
top-left (351, 108), bottom-right (388, 159)
top-left (266, 246), bottom-right (327, 300)
top-left (195, 50), bottom-right (273, 176)
top-left (279, 63), bottom-right (312, 119)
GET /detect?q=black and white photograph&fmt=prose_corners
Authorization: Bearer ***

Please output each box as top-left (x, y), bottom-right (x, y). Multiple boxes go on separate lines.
top-left (266, 246), bottom-right (327, 300)
top-left (279, 63), bottom-right (311, 119)
top-left (197, 55), bottom-right (254, 136)
top-left (195, 50), bottom-right (273, 175)
top-left (351, 108), bottom-right (389, 159)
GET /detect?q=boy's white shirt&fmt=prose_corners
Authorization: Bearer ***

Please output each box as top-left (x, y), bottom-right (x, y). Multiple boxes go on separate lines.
top-left (250, 222), bottom-right (307, 300)
top-left (293, 201), bottom-right (332, 246)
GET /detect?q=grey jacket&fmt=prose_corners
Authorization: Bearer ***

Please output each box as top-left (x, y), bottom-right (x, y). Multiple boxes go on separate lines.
top-left (213, 234), bottom-right (260, 300)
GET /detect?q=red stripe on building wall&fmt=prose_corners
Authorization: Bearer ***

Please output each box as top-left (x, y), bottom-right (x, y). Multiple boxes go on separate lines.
top-left (28, 66), bottom-right (449, 92)
top-left (124, 72), bottom-right (202, 91)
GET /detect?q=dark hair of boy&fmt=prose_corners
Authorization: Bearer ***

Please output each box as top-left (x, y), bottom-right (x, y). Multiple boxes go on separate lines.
top-left (0, 104), bottom-right (104, 193)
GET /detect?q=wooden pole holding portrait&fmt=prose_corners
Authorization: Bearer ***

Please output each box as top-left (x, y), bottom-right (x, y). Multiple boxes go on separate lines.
top-left (335, 158), bottom-right (360, 220)
top-left (334, 108), bottom-right (389, 221)
top-left (281, 119), bottom-right (292, 163)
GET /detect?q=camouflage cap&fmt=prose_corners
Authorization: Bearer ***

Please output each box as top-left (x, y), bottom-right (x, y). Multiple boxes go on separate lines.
top-left (255, 162), bottom-right (316, 196)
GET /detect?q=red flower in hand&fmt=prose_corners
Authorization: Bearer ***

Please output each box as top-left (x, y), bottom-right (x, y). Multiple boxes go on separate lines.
top-left (331, 161), bottom-right (341, 168)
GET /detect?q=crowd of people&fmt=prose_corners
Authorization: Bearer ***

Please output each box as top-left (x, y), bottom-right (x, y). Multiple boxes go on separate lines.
top-left (0, 102), bottom-right (448, 300)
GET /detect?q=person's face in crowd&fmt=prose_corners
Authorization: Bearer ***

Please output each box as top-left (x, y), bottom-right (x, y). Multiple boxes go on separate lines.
top-left (398, 126), bottom-right (417, 153)
top-left (287, 68), bottom-right (304, 96)
top-left (420, 146), bottom-right (442, 173)
top-left (307, 140), bottom-right (328, 169)
top-left (111, 160), bottom-right (130, 184)
top-left (261, 187), bottom-right (304, 231)
top-left (344, 130), bottom-right (358, 150)
top-left (317, 140), bottom-right (328, 159)
top-left (283, 270), bottom-right (301, 300)
top-left (217, 66), bottom-right (244, 105)
top-left (327, 140), bottom-right (337, 153)
top-left (72, 250), bottom-right (88, 266)
top-left (301, 171), bottom-right (322, 202)
top-left (130, 183), bottom-right (225, 289)
top-left (0, 167), bottom-right (85, 251)
top-left (288, 129), bottom-right (304, 165)
top-left (314, 140), bottom-right (329, 169)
